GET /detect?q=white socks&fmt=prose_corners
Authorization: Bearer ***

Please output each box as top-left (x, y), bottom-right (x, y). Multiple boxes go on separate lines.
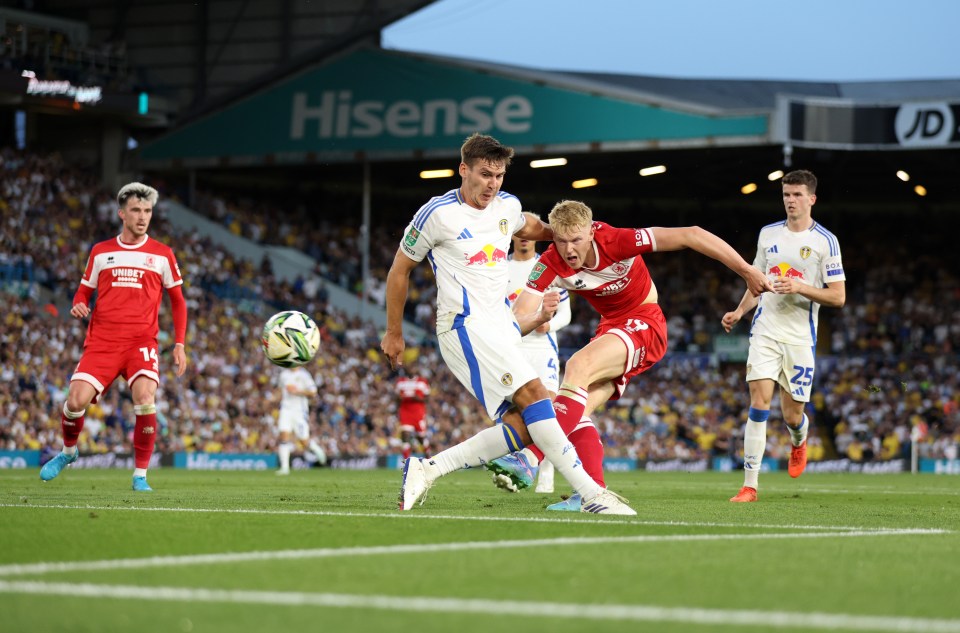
top-left (278, 442), bottom-right (293, 472)
top-left (743, 407), bottom-right (770, 489)
top-left (425, 425), bottom-right (510, 480)
top-left (789, 414), bottom-right (809, 447)
top-left (522, 399), bottom-right (602, 501)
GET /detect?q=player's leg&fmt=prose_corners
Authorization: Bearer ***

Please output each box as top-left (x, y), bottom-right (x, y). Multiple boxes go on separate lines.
top-left (511, 380), bottom-right (634, 515)
top-left (780, 344), bottom-right (814, 478)
top-left (399, 427), bottom-right (414, 461)
top-left (276, 422), bottom-right (293, 475)
top-left (42, 343), bottom-right (117, 482)
top-left (125, 341), bottom-right (163, 491)
top-left (40, 379), bottom-right (98, 481)
top-left (129, 376), bottom-right (159, 491)
top-left (301, 417), bottom-right (327, 466)
top-left (731, 377), bottom-right (776, 502)
top-left (399, 325), bottom-right (527, 509)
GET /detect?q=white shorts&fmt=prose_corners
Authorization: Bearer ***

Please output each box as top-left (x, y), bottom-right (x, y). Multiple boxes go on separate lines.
top-left (438, 314), bottom-right (539, 420)
top-left (519, 336), bottom-right (560, 394)
top-left (277, 409), bottom-right (310, 440)
top-left (746, 334), bottom-right (816, 403)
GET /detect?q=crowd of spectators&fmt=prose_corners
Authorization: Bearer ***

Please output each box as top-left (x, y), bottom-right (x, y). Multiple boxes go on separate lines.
top-left (1, 146), bottom-right (958, 470)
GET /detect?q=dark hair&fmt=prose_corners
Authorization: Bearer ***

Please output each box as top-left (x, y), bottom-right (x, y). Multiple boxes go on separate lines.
top-left (782, 169), bottom-right (817, 194)
top-left (461, 133), bottom-right (514, 168)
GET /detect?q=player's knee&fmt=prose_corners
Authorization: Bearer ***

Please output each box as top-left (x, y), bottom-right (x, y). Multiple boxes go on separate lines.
top-left (512, 379), bottom-right (549, 409)
top-left (65, 393), bottom-right (90, 414)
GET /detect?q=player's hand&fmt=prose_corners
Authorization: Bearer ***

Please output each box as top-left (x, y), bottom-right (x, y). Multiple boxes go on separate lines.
top-left (535, 322), bottom-right (550, 334)
top-left (772, 276), bottom-right (800, 295)
top-left (381, 331), bottom-right (405, 370)
top-left (70, 303), bottom-right (90, 319)
top-left (721, 310), bottom-right (741, 333)
top-left (172, 343), bottom-right (187, 377)
top-left (742, 267), bottom-right (773, 297)
top-left (538, 291), bottom-right (560, 324)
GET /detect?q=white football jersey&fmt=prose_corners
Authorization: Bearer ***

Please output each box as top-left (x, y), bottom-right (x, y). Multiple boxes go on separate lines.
top-left (278, 367), bottom-right (317, 417)
top-left (749, 220), bottom-right (845, 346)
top-left (506, 254), bottom-right (570, 353)
top-left (400, 188), bottom-right (525, 333)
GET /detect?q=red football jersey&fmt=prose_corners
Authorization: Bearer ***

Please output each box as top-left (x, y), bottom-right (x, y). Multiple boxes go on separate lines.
top-left (525, 222), bottom-right (656, 321)
top-left (80, 235), bottom-right (183, 344)
top-left (396, 375), bottom-right (429, 425)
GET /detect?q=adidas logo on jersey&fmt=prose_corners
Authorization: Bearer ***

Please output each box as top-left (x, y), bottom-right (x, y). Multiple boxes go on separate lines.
top-left (457, 229), bottom-right (474, 240)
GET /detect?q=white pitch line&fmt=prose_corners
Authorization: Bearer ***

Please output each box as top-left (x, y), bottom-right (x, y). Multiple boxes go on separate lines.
top-left (0, 528), bottom-right (945, 578)
top-left (2, 580), bottom-right (959, 632)
top-left (0, 502), bottom-right (933, 533)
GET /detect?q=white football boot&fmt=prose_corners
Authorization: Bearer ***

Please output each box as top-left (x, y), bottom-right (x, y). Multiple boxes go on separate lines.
top-left (581, 489), bottom-right (637, 516)
top-left (398, 458), bottom-right (432, 510)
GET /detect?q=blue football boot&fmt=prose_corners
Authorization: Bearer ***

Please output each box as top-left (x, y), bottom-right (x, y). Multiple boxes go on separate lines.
top-left (487, 452), bottom-right (537, 492)
top-left (546, 492), bottom-right (582, 512)
top-left (132, 475), bottom-right (153, 492)
top-left (39, 451), bottom-right (78, 482)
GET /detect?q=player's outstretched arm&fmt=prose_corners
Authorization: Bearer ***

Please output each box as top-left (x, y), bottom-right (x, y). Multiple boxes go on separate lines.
top-left (381, 249), bottom-right (419, 369)
top-left (652, 226), bottom-right (772, 297)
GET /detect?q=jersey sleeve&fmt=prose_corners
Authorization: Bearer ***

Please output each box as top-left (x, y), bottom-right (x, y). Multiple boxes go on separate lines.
top-left (524, 256), bottom-right (559, 296)
top-left (607, 225), bottom-right (656, 259)
top-left (821, 241), bottom-right (845, 284)
top-left (80, 248), bottom-right (99, 288)
top-left (752, 232), bottom-right (767, 273)
top-left (163, 246), bottom-right (184, 288)
top-left (303, 371), bottom-right (319, 395)
top-left (398, 205), bottom-right (439, 263)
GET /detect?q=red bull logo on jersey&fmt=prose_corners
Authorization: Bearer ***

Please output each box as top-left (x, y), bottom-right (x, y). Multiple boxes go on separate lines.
top-left (464, 244), bottom-right (508, 267)
top-left (769, 263), bottom-right (805, 279)
top-left (507, 287), bottom-right (523, 303)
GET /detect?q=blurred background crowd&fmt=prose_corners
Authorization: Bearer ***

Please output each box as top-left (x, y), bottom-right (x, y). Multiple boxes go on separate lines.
top-left (2, 147), bottom-right (958, 467)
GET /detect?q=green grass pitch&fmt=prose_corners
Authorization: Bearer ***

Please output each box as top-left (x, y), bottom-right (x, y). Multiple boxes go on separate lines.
top-left (1, 467), bottom-right (958, 633)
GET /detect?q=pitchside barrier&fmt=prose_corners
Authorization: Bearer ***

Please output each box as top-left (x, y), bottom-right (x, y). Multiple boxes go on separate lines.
top-left (4, 450), bottom-right (958, 474)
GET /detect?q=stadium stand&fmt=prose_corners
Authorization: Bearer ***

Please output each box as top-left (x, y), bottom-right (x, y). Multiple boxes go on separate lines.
top-left (2, 146), bottom-right (957, 468)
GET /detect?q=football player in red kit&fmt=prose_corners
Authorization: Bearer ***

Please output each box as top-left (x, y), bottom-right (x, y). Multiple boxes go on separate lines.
top-left (500, 200), bottom-right (770, 510)
top-left (396, 369), bottom-right (431, 461)
top-left (40, 182), bottom-right (188, 491)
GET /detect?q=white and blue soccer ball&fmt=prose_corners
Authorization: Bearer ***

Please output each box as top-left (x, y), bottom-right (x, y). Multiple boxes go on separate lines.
top-left (260, 310), bottom-right (321, 367)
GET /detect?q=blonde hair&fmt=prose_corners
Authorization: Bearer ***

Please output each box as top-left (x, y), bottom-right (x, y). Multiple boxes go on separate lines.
top-left (117, 182), bottom-right (158, 207)
top-left (548, 200), bottom-right (593, 236)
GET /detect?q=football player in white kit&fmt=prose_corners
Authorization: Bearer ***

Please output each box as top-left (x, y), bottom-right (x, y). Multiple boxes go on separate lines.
top-left (275, 365), bottom-right (327, 475)
top-left (721, 170), bottom-right (846, 502)
top-left (381, 132), bottom-right (635, 515)
top-left (488, 226), bottom-right (572, 494)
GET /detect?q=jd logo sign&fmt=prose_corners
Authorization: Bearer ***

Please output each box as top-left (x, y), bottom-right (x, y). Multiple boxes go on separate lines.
top-left (895, 102), bottom-right (957, 147)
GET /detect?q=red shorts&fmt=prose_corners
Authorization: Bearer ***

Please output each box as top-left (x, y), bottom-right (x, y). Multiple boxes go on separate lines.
top-left (72, 337), bottom-right (161, 402)
top-left (592, 303), bottom-right (668, 400)
top-left (399, 416), bottom-right (428, 435)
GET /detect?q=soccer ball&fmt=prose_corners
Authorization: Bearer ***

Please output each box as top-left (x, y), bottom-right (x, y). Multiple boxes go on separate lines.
top-left (261, 310), bottom-right (321, 367)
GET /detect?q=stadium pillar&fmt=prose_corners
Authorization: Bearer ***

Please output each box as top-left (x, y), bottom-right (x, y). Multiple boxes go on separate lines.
top-left (360, 159), bottom-right (371, 319)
